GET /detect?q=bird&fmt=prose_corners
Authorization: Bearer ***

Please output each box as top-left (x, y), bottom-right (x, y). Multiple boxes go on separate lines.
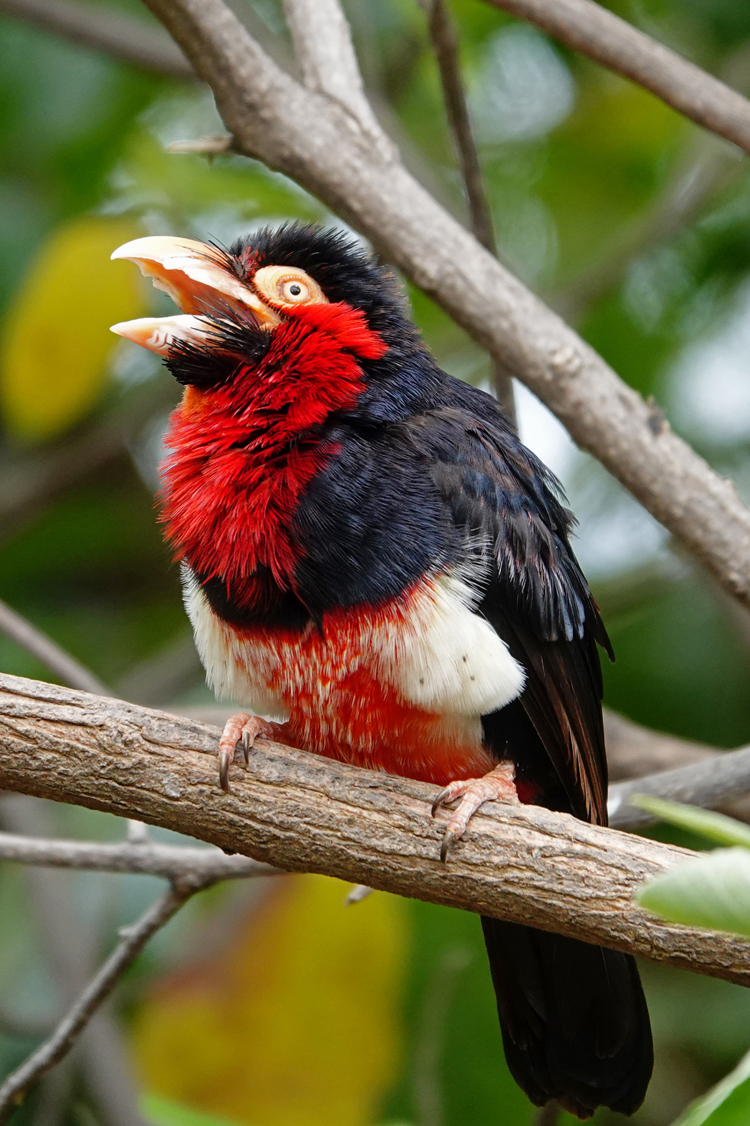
top-left (110, 222), bottom-right (653, 1118)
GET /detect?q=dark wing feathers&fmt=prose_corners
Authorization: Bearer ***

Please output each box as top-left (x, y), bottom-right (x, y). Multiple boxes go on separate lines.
top-left (403, 402), bottom-right (611, 826)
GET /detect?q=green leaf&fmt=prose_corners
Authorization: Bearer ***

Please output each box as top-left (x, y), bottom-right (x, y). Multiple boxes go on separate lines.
top-left (143, 1093), bottom-right (246, 1126)
top-left (637, 848), bottom-right (750, 936)
top-left (628, 796), bottom-right (750, 849)
top-left (671, 1046), bottom-right (750, 1125)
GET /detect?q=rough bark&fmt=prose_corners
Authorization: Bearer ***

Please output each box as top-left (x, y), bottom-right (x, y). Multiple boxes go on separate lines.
top-left (1, 672), bottom-right (749, 987)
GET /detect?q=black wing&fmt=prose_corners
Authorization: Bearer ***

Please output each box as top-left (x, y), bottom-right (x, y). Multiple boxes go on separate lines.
top-left (402, 395), bottom-right (612, 826)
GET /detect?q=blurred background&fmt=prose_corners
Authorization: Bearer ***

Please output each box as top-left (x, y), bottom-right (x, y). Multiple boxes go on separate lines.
top-left (1, 0), bottom-right (750, 1122)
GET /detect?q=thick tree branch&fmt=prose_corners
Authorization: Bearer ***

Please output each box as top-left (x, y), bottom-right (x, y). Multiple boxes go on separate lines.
top-left (135, 0), bottom-right (750, 612)
top-left (1, 673), bottom-right (749, 987)
top-left (485, 0), bottom-right (750, 158)
top-left (0, 0), bottom-right (194, 79)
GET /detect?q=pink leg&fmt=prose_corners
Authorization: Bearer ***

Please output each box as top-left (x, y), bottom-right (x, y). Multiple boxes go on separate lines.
top-left (431, 761), bottom-right (519, 861)
top-left (218, 713), bottom-right (283, 791)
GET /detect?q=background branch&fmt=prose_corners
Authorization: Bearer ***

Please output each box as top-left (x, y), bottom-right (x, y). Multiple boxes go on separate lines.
top-left (1, 672), bottom-right (749, 986)
top-left (0, 798), bottom-right (148, 1126)
top-left (0, 874), bottom-right (210, 1120)
top-left (0, 0), bottom-right (194, 79)
top-left (485, 0), bottom-right (750, 158)
top-left (0, 599), bottom-right (109, 697)
top-left (609, 745), bottom-right (750, 829)
top-left (0, 830), bottom-right (279, 880)
top-left (420, 0), bottom-right (516, 422)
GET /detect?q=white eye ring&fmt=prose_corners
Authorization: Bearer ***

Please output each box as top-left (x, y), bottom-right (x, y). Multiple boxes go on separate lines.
top-left (253, 264), bottom-right (326, 308)
top-left (279, 277), bottom-right (310, 303)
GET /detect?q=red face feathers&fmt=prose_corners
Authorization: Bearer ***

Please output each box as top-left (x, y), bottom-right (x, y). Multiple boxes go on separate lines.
top-left (111, 225), bottom-right (407, 606)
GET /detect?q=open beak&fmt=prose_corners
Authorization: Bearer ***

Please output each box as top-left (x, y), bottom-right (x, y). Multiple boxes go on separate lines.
top-left (109, 235), bottom-right (280, 356)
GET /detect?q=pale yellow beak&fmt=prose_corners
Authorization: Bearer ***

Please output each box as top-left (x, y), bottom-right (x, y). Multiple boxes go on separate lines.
top-left (109, 235), bottom-right (279, 354)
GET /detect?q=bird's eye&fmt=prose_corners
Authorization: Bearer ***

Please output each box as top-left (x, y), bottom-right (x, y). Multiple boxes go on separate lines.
top-left (253, 264), bottom-right (327, 309)
top-left (279, 278), bottom-right (309, 303)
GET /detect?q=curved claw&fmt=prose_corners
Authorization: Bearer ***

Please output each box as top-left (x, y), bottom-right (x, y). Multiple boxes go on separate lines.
top-left (440, 828), bottom-right (456, 864)
top-left (431, 788), bottom-right (451, 818)
top-left (430, 763), bottom-right (518, 863)
top-left (216, 713), bottom-right (278, 791)
top-left (219, 749), bottom-right (232, 792)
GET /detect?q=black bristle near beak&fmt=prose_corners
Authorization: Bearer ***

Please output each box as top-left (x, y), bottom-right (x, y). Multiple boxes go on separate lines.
top-left (165, 306), bottom-right (271, 389)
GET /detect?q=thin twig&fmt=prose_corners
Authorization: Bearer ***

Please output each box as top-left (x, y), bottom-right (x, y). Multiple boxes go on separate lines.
top-left (420, 0), bottom-right (516, 423)
top-left (554, 39), bottom-right (750, 322)
top-left (0, 877), bottom-right (209, 1120)
top-left (555, 138), bottom-right (743, 322)
top-left (484, 0), bottom-right (750, 158)
top-left (0, 831), bottom-right (280, 880)
top-left (0, 599), bottom-right (109, 696)
top-left (421, 0), bottom-right (495, 255)
top-left (0, 377), bottom-right (177, 546)
top-left (0, 799), bottom-right (147, 1126)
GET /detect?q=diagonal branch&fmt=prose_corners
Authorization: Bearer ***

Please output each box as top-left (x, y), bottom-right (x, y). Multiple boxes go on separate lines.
top-left (1, 671), bottom-right (750, 987)
top-left (420, 0), bottom-right (516, 423)
top-left (0, 876), bottom-right (210, 1120)
top-left (484, 0), bottom-right (750, 158)
top-left (609, 745), bottom-right (750, 830)
top-left (0, 598), bottom-right (109, 697)
top-left (138, 0), bottom-right (750, 613)
top-left (281, 0), bottom-right (380, 136)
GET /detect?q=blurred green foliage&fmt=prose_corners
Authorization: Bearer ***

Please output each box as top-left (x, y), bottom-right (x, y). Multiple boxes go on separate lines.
top-left (1, 0), bottom-right (750, 1123)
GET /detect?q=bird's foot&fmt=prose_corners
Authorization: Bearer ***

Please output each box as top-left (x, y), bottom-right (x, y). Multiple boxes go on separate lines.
top-left (218, 713), bottom-right (278, 791)
top-left (432, 761), bottom-right (518, 862)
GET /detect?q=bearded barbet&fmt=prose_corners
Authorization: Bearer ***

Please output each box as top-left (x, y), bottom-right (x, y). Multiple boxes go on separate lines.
top-left (111, 223), bottom-right (653, 1118)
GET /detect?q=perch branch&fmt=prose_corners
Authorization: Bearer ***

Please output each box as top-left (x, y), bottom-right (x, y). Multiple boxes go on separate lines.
top-left (485, 0), bottom-right (750, 158)
top-left (1, 672), bottom-right (750, 987)
top-left (137, 0), bottom-right (750, 612)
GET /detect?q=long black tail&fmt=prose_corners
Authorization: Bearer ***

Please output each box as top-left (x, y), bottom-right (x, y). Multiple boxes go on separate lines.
top-left (481, 917), bottom-right (653, 1120)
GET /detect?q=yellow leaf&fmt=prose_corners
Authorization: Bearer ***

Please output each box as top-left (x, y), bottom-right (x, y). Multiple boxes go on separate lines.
top-left (134, 875), bottom-right (409, 1126)
top-left (0, 216), bottom-right (146, 441)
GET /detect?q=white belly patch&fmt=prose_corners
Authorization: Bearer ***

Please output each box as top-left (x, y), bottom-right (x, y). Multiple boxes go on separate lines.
top-left (182, 565), bottom-right (525, 721)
